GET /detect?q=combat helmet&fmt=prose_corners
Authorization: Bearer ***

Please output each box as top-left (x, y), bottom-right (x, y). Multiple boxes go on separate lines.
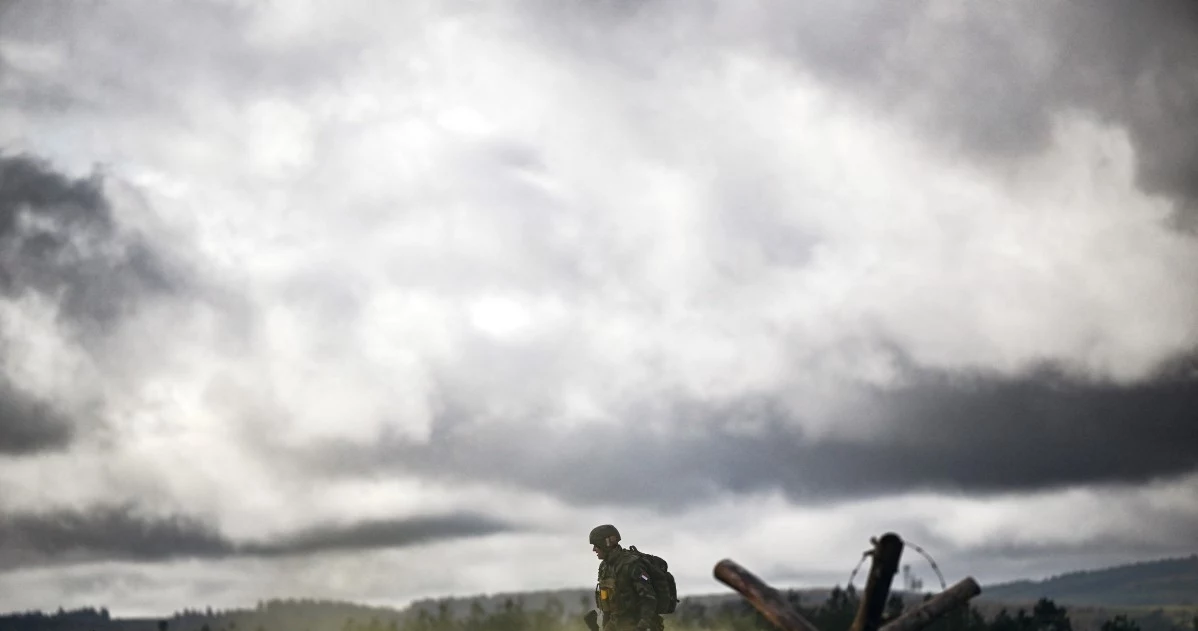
top-left (589, 524), bottom-right (621, 547)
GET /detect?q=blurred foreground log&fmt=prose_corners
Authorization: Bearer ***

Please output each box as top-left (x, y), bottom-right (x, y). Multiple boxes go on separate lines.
top-left (713, 558), bottom-right (822, 631)
top-left (713, 533), bottom-right (981, 631)
top-left (879, 578), bottom-right (982, 631)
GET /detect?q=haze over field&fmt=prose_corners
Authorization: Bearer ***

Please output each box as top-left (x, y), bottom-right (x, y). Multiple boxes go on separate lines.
top-left (1, 0), bottom-right (1196, 618)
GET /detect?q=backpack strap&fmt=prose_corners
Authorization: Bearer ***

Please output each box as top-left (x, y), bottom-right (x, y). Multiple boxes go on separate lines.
top-left (611, 548), bottom-right (643, 574)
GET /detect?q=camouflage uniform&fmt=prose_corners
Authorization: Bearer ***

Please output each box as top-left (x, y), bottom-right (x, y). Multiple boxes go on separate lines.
top-left (596, 546), bottom-right (664, 631)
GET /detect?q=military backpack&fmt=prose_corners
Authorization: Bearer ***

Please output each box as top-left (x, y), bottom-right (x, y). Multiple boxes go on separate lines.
top-left (627, 545), bottom-right (679, 615)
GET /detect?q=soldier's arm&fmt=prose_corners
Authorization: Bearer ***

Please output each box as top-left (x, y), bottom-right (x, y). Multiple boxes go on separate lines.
top-left (627, 560), bottom-right (658, 627)
top-left (598, 563), bottom-right (610, 629)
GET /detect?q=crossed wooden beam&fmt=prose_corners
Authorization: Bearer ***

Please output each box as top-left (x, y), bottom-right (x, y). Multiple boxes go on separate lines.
top-left (713, 533), bottom-right (982, 631)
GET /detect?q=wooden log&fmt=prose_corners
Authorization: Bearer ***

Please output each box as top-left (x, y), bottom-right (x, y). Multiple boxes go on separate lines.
top-left (713, 559), bottom-right (823, 631)
top-left (849, 533), bottom-right (905, 631)
top-left (878, 578), bottom-right (982, 631)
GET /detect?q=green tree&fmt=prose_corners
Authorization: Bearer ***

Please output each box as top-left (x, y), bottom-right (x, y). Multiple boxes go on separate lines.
top-left (1031, 598), bottom-right (1071, 631)
top-left (991, 608), bottom-right (1020, 631)
top-left (1100, 614), bottom-right (1141, 631)
top-left (812, 586), bottom-right (858, 631)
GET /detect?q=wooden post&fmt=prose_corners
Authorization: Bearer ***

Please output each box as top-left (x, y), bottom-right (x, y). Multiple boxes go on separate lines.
top-left (849, 533), bottom-right (905, 631)
top-left (878, 578), bottom-right (982, 631)
top-left (712, 534), bottom-right (981, 631)
top-left (713, 558), bottom-right (824, 631)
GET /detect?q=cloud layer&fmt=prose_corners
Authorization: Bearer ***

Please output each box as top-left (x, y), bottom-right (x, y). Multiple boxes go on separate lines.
top-left (305, 359), bottom-right (1198, 509)
top-left (0, 504), bottom-right (515, 571)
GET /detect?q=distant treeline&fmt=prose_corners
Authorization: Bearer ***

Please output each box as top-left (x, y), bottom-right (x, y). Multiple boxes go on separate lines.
top-left (3, 586), bottom-right (1197, 631)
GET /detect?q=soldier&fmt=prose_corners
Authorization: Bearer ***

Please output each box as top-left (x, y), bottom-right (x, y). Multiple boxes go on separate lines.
top-left (588, 524), bottom-right (664, 631)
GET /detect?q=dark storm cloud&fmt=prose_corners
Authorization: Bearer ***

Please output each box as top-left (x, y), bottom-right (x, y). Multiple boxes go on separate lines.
top-left (305, 362), bottom-right (1198, 509)
top-left (0, 153), bottom-right (181, 330)
top-left (0, 505), bottom-right (229, 569)
top-left (239, 513), bottom-right (516, 558)
top-left (0, 376), bottom-right (73, 454)
top-left (0, 505), bottom-right (516, 571)
top-left (751, 0), bottom-right (1198, 214)
top-left (0, 152), bottom-right (188, 454)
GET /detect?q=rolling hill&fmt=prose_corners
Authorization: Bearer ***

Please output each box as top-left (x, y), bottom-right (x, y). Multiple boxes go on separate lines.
top-left (980, 554), bottom-right (1198, 607)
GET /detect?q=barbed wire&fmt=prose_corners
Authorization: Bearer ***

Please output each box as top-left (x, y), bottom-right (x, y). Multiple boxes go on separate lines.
top-left (846, 535), bottom-right (947, 593)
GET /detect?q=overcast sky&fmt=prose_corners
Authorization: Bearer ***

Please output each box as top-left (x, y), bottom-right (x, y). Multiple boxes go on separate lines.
top-left (1, 0), bottom-right (1197, 619)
